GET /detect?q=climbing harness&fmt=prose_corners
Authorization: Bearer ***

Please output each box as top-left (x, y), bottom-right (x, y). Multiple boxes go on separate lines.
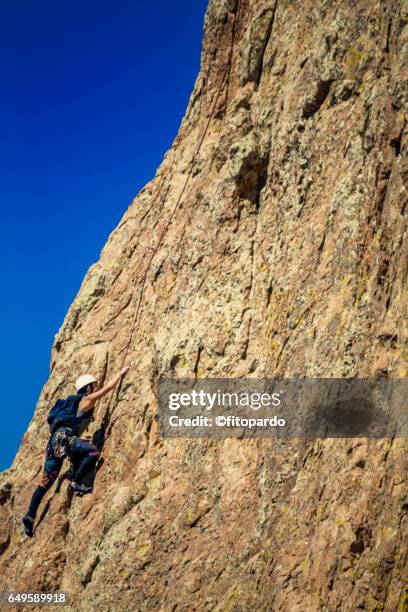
top-left (50, 430), bottom-right (72, 459)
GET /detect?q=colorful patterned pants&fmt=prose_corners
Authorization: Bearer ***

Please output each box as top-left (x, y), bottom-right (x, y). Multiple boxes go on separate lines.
top-left (40, 431), bottom-right (100, 489)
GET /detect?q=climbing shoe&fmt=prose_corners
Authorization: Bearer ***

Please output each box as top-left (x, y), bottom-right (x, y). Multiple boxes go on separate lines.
top-left (70, 482), bottom-right (92, 494)
top-left (22, 514), bottom-right (34, 538)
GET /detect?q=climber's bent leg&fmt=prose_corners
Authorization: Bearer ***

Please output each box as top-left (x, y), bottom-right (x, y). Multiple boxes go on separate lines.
top-left (68, 438), bottom-right (100, 487)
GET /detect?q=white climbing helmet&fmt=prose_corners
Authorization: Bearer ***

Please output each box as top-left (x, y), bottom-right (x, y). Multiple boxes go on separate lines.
top-left (75, 374), bottom-right (98, 393)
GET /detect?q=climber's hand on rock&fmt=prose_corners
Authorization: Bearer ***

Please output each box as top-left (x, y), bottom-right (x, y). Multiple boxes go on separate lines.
top-left (119, 366), bottom-right (130, 378)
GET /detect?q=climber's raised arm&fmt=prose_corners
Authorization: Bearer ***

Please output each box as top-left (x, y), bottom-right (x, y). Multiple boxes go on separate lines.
top-left (78, 366), bottom-right (130, 413)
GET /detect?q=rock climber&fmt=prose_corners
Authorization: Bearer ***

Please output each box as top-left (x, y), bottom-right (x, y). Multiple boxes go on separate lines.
top-left (22, 366), bottom-right (129, 537)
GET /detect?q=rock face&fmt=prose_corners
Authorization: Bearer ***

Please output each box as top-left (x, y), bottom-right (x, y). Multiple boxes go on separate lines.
top-left (1, 0), bottom-right (408, 609)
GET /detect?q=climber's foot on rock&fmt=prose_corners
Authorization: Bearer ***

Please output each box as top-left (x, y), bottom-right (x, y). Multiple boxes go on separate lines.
top-left (22, 514), bottom-right (34, 538)
top-left (70, 482), bottom-right (92, 494)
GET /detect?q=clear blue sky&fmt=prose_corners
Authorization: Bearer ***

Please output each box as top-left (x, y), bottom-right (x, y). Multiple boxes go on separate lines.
top-left (0, 0), bottom-right (208, 471)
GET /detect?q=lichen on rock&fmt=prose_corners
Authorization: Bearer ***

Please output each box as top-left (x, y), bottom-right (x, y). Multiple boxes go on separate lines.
top-left (0, 0), bottom-right (407, 610)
